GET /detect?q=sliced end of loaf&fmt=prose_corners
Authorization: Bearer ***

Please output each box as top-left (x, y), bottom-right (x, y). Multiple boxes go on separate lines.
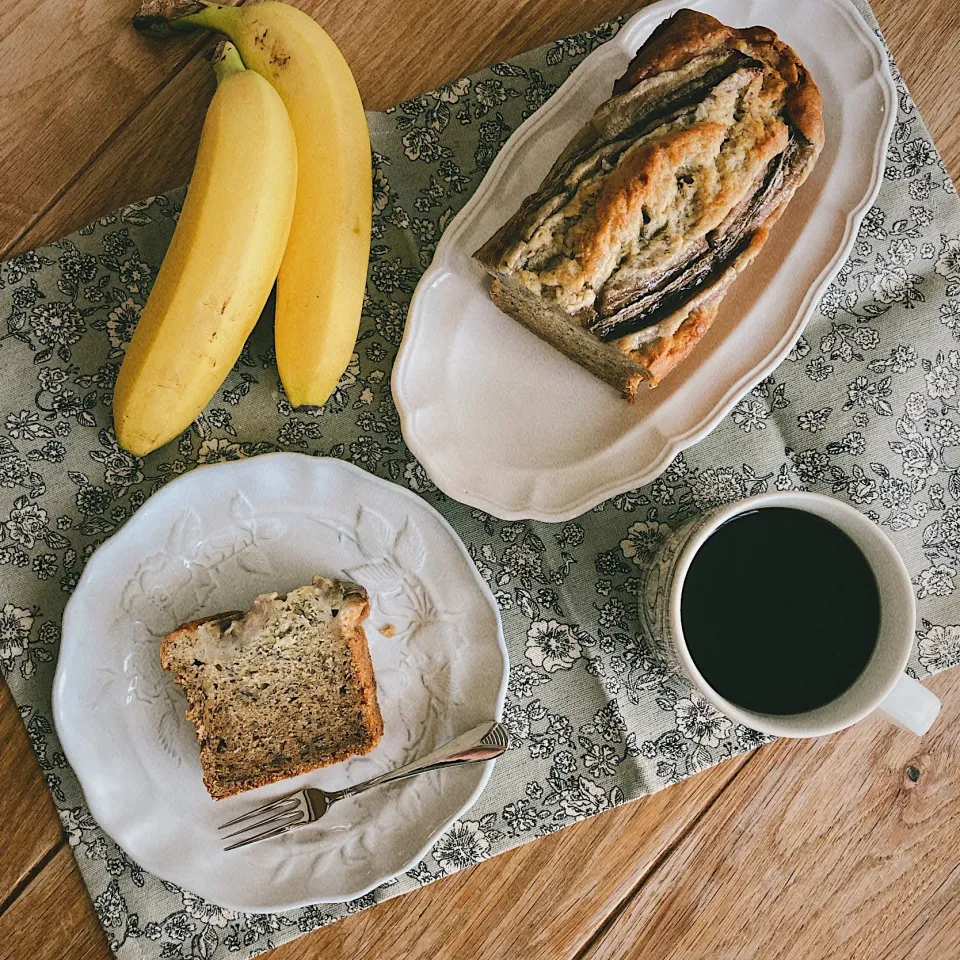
top-left (487, 275), bottom-right (647, 402)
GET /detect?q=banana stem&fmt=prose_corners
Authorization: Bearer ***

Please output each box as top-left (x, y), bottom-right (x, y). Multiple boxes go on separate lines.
top-left (209, 40), bottom-right (245, 83)
top-left (133, 0), bottom-right (239, 37)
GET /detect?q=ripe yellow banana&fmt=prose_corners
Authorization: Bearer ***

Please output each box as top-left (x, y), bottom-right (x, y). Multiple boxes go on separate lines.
top-left (114, 41), bottom-right (297, 455)
top-left (137, 1), bottom-right (373, 409)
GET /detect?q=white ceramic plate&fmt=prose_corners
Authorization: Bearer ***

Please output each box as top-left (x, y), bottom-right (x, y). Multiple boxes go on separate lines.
top-left (393, 0), bottom-right (896, 522)
top-left (53, 453), bottom-right (508, 912)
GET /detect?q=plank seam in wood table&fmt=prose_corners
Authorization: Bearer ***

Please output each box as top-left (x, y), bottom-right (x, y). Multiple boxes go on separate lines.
top-left (0, 42), bottom-right (210, 261)
top-left (0, 0), bottom-right (254, 265)
top-left (0, 842), bottom-right (63, 919)
top-left (576, 672), bottom-right (960, 960)
top-left (569, 751), bottom-right (763, 960)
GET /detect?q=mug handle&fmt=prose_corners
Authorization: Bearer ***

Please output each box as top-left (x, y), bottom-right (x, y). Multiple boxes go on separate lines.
top-left (873, 674), bottom-right (940, 735)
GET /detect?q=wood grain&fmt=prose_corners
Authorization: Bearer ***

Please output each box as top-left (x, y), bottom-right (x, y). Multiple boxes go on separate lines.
top-left (0, 756), bottom-right (747, 960)
top-left (267, 756), bottom-right (748, 960)
top-left (1, 0), bottom-right (960, 959)
top-left (0, 847), bottom-right (108, 960)
top-left (0, 683), bottom-right (62, 912)
top-left (872, 0), bottom-right (960, 180)
top-left (581, 673), bottom-right (960, 960)
top-left (15, 52), bottom-right (217, 255)
top-left (8, 0), bottom-right (960, 257)
top-left (0, 0), bottom-right (211, 257)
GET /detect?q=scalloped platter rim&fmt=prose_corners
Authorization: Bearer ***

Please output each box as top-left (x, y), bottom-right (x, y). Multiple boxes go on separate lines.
top-left (393, 0), bottom-right (897, 522)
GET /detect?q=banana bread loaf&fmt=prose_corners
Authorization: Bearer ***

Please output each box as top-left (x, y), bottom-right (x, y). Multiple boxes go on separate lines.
top-left (474, 9), bottom-right (824, 399)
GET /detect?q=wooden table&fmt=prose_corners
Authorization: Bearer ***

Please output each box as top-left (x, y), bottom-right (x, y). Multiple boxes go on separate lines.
top-left (2, 2), bottom-right (960, 957)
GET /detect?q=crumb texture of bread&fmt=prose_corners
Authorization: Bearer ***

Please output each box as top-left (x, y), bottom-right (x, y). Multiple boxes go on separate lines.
top-left (160, 576), bottom-right (383, 799)
top-left (489, 276), bottom-right (647, 399)
top-left (474, 8), bottom-right (823, 396)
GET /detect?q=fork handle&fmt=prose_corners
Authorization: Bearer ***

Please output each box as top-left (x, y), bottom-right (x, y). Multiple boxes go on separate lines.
top-left (330, 720), bottom-right (508, 802)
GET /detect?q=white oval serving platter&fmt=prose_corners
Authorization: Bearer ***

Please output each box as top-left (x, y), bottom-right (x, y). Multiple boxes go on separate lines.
top-left (393, 0), bottom-right (896, 521)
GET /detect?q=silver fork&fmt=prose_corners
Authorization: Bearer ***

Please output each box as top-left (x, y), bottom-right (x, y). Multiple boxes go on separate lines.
top-left (219, 720), bottom-right (509, 850)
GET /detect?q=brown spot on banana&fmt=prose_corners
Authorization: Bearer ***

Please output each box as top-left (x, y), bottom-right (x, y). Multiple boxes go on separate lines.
top-left (269, 41), bottom-right (291, 71)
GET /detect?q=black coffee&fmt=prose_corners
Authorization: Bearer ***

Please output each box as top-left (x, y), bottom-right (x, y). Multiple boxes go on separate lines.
top-left (680, 507), bottom-right (880, 715)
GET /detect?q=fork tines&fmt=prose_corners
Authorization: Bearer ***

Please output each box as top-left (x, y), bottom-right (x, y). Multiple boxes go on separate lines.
top-left (218, 793), bottom-right (306, 851)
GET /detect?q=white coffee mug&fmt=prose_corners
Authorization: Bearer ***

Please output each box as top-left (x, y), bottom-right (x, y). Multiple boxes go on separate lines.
top-left (638, 491), bottom-right (940, 737)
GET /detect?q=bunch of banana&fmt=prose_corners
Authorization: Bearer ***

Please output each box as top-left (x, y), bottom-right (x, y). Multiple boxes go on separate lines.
top-left (114, 40), bottom-right (297, 456)
top-left (118, 1), bottom-right (372, 455)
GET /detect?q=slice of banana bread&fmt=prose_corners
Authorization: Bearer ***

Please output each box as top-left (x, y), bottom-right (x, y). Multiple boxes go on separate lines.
top-left (161, 576), bottom-right (383, 799)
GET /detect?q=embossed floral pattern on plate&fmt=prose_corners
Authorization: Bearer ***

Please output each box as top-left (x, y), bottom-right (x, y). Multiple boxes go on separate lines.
top-left (54, 453), bottom-right (507, 911)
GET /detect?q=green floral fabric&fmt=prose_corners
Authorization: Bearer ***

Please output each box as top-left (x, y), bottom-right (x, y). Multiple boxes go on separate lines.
top-left (2, 3), bottom-right (960, 957)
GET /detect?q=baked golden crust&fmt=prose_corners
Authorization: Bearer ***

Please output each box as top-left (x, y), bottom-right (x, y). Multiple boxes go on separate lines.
top-left (632, 226), bottom-right (770, 382)
top-left (336, 588), bottom-right (384, 754)
top-left (613, 9), bottom-right (824, 152)
top-left (474, 8), bottom-right (823, 397)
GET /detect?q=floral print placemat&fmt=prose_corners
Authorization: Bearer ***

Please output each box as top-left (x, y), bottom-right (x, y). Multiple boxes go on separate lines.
top-left (3, 3), bottom-right (960, 957)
